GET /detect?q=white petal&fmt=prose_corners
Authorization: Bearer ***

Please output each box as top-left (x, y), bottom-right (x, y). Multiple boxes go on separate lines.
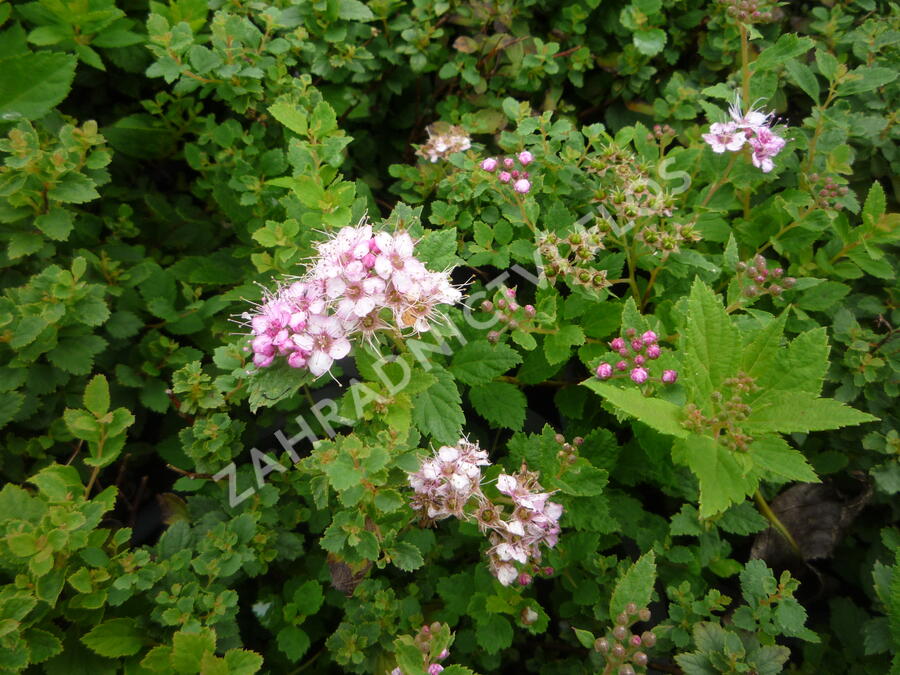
top-left (307, 351), bottom-right (333, 377)
top-left (329, 338), bottom-right (351, 360)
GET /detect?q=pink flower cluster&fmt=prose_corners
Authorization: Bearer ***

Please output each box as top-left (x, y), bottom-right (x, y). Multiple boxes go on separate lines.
top-left (702, 98), bottom-right (786, 173)
top-left (241, 221), bottom-right (461, 377)
top-left (389, 623), bottom-right (451, 675)
top-left (595, 329), bottom-right (677, 385)
top-left (481, 151), bottom-right (534, 194)
top-left (408, 439), bottom-right (562, 586)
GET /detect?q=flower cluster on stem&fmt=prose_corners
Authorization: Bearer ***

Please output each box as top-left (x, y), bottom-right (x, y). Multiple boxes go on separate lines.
top-left (240, 220), bottom-right (462, 377)
top-left (408, 438), bottom-right (562, 586)
top-left (595, 328), bottom-right (677, 386)
top-left (539, 227), bottom-right (610, 292)
top-left (682, 372), bottom-right (759, 451)
top-left (415, 122), bottom-right (472, 163)
top-left (703, 97), bottom-right (787, 173)
top-left (590, 603), bottom-right (657, 675)
top-left (479, 286), bottom-right (537, 343)
top-left (736, 254), bottom-right (796, 299)
top-left (481, 150), bottom-right (534, 194)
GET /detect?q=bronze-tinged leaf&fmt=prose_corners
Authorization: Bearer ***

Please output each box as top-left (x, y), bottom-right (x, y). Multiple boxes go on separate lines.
top-left (751, 479), bottom-right (872, 569)
top-left (453, 36), bottom-right (480, 54)
top-left (327, 553), bottom-right (372, 596)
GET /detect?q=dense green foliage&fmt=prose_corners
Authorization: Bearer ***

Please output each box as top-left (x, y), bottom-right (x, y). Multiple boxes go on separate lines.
top-left (0, 0), bottom-right (898, 673)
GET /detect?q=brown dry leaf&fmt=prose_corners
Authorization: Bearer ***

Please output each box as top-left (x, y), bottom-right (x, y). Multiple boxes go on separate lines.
top-left (750, 479), bottom-right (872, 569)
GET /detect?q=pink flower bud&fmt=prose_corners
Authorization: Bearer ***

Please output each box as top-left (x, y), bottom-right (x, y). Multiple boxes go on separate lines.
top-left (542, 566), bottom-right (554, 576)
top-left (506, 288), bottom-right (516, 298)
top-left (503, 157), bottom-right (515, 169)
top-left (630, 367), bottom-right (649, 384)
top-left (630, 635), bottom-right (642, 647)
top-left (616, 360), bottom-right (628, 371)
top-left (518, 150), bottom-right (534, 165)
top-left (596, 363), bottom-right (613, 379)
top-left (641, 330), bottom-right (657, 344)
top-left (514, 178), bottom-right (531, 194)
top-left (625, 328), bottom-right (636, 338)
top-left (646, 344), bottom-right (661, 359)
top-left (518, 572), bottom-right (532, 586)
top-left (631, 339), bottom-right (644, 352)
top-left (498, 171), bottom-right (511, 183)
top-left (428, 665), bottom-right (444, 675)
top-left (511, 170), bottom-right (519, 178)
top-left (362, 253), bottom-right (376, 269)
top-left (524, 304), bottom-right (535, 317)
top-left (610, 337), bottom-right (625, 351)
top-left (662, 369), bottom-right (678, 384)
top-left (633, 355), bottom-right (645, 366)
top-left (618, 348), bottom-right (629, 357)
top-left (481, 157), bottom-right (498, 172)
top-left (438, 649), bottom-right (449, 660)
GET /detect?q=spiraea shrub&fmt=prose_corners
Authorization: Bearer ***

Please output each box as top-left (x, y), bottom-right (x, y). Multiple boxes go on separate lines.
top-left (0, 0), bottom-right (898, 673)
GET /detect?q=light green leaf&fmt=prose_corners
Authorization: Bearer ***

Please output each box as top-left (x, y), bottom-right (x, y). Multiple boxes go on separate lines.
top-left (277, 625), bottom-right (310, 662)
top-left (544, 325), bottom-right (585, 364)
top-left (83, 374), bottom-right (110, 416)
top-left (449, 342), bottom-right (521, 385)
top-left (337, 0), bottom-right (375, 21)
top-left (268, 102), bottom-right (308, 136)
top-left (748, 435), bottom-right (819, 483)
top-left (0, 52), bottom-right (77, 120)
top-left (416, 228), bottom-right (458, 271)
top-left (676, 435), bottom-right (758, 517)
top-left (745, 391), bottom-right (877, 433)
top-left (584, 380), bottom-right (688, 438)
top-left (609, 551), bottom-right (657, 617)
top-left (81, 618), bottom-right (144, 658)
top-left (683, 279), bottom-right (739, 392)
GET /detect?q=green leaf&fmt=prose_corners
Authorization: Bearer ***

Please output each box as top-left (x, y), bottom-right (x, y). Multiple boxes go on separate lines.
top-left (475, 614), bottom-right (513, 654)
top-left (337, 0), bottom-right (375, 21)
top-left (633, 28), bottom-right (666, 56)
top-left (223, 649), bottom-right (263, 674)
top-left (35, 208), bottom-right (74, 241)
top-left (171, 629), bottom-right (216, 674)
top-left (412, 370), bottom-right (464, 444)
top-left (683, 279), bottom-right (739, 392)
top-left (268, 102), bottom-right (308, 136)
top-left (676, 435), bottom-right (758, 517)
top-left (47, 335), bottom-right (107, 375)
top-left (836, 66), bottom-right (897, 97)
top-left (584, 380), bottom-right (688, 438)
top-left (815, 49), bottom-right (838, 80)
top-left (277, 625), bottom-right (310, 662)
top-left (745, 392), bottom-right (877, 433)
top-left (81, 618), bottom-right (144, 658)
top-left (28, 464), bottom-right (82, 502)
top-left (83, 374), bottom-right (110, 416)
top-left (0, 52), bottom-right (77, 120)
top-left (416, 228), bottom-right (458, 271)
top-left (47, 173), bottom-right (100, 204)
top-left (609, 551), bottom-right (657, 618)
top-left (24, 628), bottom-right (62, 664)
top-left (544, 325), bottom-right (585, 364)
top-left (862, 181), bottom-right (886, 227)
top-left (469, 381), bottom-right (526, 430)
top-left (292, 580), bottom-right (324, 616)
top-left (748, 435), bottom-right (818, 483)
top-left (389, 541), bottom-right (425, 571)
top-left (754, 34), bottom-right (813, 71)
top-left (785, 59), bottom-right (820, 102)
top-left (572, 627), bottom-right (596, 649)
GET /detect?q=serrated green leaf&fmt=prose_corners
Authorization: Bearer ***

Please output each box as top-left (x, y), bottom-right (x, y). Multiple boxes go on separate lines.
top-left (83, 374), bottom-right (110, 416)
top-left (277, 625), bottom-right (310, 662)
top-left (609, 551), bottom-right (657, 617)
top-left (544, 325), bottom-right (585, 364)
top-left (171, 629), bottom-right (216, 674)
top-left (584, 380), bottom-right (688, 438)
top-left (389, 541), bottom-right (425, 571)
top-left (412, 370), bottom-right (464, 444)
top-left (449, 342), bottom-right (521, 385)
top-left (81, 618), bottom-right (143, 658)
top-left (745, 392), bottom-right (877, 433)
top-left (676, 435), bottom-right (758, 517)
top-left (683, 280), bottom-right (739, 391)
top-left (469, 381), bottom-right (526, 430)
top-left (416, 228), bottom-right (458, 271)
top-left (0, 52), bottom-right (77, 120)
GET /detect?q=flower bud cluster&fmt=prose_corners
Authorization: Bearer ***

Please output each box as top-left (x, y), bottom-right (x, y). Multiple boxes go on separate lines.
top-left (595, 328), bottom-right (677, 386)
top-left (736, 254), bottom-right (796, 298)
top-left (809, 173), bottom-right (850, 210)
top-left (416, 122), bottom-right (472, 163)
top-left (481, 150), bottom-right (534, 194)
top-left (718, 0), bottom-right (782, 24)
top-left (538, 227), bottom-right (610, 292)
top-left (240, 220), bottom-right (462, 377)
top-left (408, 439), bottom-right (563, 587)
top-left (390, 623), bottom-right (451, 675)
top-left (591, 604), bottom-right (656, 674)
top-left (635, 219), bottom-right (701, 255)
top-left (480, 286), bottom-right (537, 342)
top-left (554, 432), bottom-right (584, 467)
top-left (646, 124), bottom-right (675, 142)
top-left (682, 372), bottom-right (759, 451)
